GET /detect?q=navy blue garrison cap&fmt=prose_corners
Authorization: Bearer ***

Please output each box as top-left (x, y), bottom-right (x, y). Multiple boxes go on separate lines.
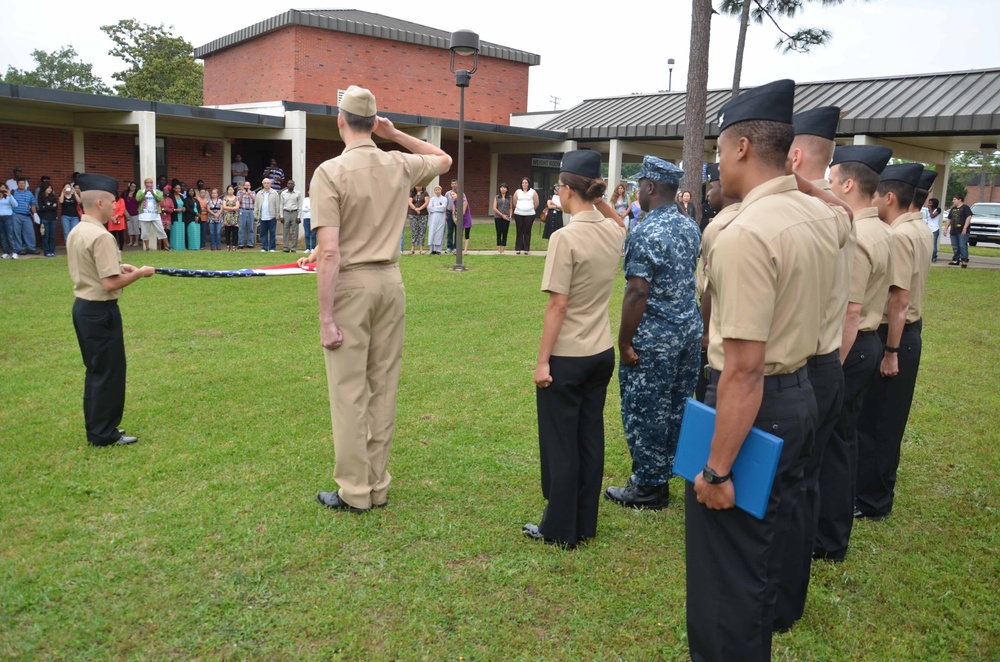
top-left (76, 173), bottom-right (118, 195)
top-left (831, 145), bottom-right (893, 174)
top-left (880, 163), bottom-right (924, 188)
top-left (717, 79), bottom-right (795, 131)
top-left (793, 106), bottom-right (841, 140)
top-left (918, 169), bottom-right (938, 190)
top-left (706, 163), bottom-right (720, 182)
top-left (560, 150), bottom-right (602, 178)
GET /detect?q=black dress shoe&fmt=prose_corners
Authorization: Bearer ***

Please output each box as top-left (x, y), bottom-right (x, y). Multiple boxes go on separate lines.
top-left (522, 523), bottom-right (576, 550)
top-left (316, 490), bottom-right (370, 514)
top-left (853, 507), bottom-right (890, 522)
top-left (604, 482), bottom-right (668, 510)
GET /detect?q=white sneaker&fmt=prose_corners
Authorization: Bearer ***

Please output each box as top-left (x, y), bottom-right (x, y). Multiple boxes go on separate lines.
top-left (269, 249), bottom-right (276, 252)
top-left (11, 253), bottom-right (18, 260)
top-left (1, 254), bottom-right (8, 259)
top-left (261, 249), bottom-right (266, 252)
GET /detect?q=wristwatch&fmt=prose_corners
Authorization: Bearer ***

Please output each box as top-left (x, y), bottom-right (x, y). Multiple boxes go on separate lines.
top-left (884, 346), bottom-right (899, 354)
top-left (702, 465), bottom-right (733, 485)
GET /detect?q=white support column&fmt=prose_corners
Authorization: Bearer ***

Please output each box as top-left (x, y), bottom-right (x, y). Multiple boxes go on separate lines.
top-left (222, 139), bottom-right (232, 189)
top-left (939, 158), bottom-right (951, 206)
top-left (488, 151), bottom-right (499, 215)
top-left (130, 112), bottom-right (158, 250)
top-left (423, 125), bottom-right (442, 194)
top-left (608, 139), bottom-right (623, 195)
top-left (73, 129), bottom-right (85, 174)
top-left (134, 111), bottom-right (157, 185)
top-left (285, 110), bottom-right (308, 190)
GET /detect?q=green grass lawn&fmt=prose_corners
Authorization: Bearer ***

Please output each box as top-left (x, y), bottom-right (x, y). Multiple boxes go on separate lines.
top-left (1, 250), bottom-right (996, 660)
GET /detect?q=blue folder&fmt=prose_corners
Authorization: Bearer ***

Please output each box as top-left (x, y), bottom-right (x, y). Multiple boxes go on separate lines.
top-left (673, 398), bottom-right (783, 520)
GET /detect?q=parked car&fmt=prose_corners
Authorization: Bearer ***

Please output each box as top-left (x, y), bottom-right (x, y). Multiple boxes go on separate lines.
top-left (968, 202), bottom-right (1000, 246)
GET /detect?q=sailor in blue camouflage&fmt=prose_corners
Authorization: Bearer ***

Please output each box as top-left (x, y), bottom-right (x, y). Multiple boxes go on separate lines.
top-left (605, 156), bottom-right (702, 509)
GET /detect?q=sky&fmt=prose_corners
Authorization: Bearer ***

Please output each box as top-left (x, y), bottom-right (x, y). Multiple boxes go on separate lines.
top-left (2, 1), bottom-right (998, 113)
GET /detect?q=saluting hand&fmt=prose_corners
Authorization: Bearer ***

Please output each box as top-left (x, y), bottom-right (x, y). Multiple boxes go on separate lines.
top-left (694, 474), bottom-right (736, 510)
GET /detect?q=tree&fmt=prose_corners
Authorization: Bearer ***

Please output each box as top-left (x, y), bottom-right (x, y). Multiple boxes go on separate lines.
top-left (100, 19), bottom-right (203, 105)
top-left (681, 0), bottom-right (715, 224)
top-left (949, 149), bottom-right (1000, 202)
top-left (720, 0), bottom-right (865, 97)
top-left (3, 46), bottom-right (112, 94)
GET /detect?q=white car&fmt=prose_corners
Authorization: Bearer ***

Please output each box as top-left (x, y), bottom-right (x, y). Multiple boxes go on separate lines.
top-left (968, 202), bottom-right (1000, 246)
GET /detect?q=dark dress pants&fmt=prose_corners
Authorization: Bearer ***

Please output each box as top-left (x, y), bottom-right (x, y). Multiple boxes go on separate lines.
top-left (695, 348), bottom-right (710, 403)
top-left (855, 320), bottom-right (922, 517)
top-left (686, 368), bottom-right (816, 662)
top-left (514, 214), bottom-right (534, 253)
top-left (774, 351), bottom-right (844, 630)
top-left (815, 330), bottom-right (881, 558)
top-left (72, 298), bottom-right (126, 446)
top-left (536, 349), bottom-right (615, 546)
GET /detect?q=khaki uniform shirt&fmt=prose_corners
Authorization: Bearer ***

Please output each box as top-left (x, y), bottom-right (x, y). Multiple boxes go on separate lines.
top-left (696, 203), bottom-right (740, 299)
top-left (541, 210), bottom-right (627, 357)
top-left (706, 175), bottom-right (842, 375)
top-left (310, 138), bottom-right (439, 270)
top-left (849, 208), bottom-right (894, 332)
top-left (884, 211), bottom-right (934, 324)
top-left (816, 179), bottom-right (856, 355)
top-left (67, 215), bottom-right (121, 301)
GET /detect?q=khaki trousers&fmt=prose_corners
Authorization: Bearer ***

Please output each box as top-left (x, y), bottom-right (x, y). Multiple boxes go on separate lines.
top-left (323, 265), bottom-right (406, 510)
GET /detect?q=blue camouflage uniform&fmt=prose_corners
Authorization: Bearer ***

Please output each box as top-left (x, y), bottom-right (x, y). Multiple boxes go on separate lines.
top-left (619, 203), bottom-right (702, 486)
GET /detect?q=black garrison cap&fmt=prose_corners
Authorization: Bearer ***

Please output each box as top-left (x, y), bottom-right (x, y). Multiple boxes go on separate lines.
top-left (793, 106), bottom-right (841, 139)
top-left (918, 169), bottom-right (938, 190)
top-left (706, 163), bottom-right (720, 182)
top-left (879, 163), bottom-right (924, 188)
top-left (717, 79), bottom-right (795, 131)
top-left (831, 145), bottom-right (893, 174)
top-left (76, 173), bottom-right (118, 195)
top-left (560, 150), bottom-right (602, 178)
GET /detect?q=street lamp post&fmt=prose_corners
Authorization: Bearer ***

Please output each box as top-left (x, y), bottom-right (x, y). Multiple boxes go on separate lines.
top-left (449, 29), bottom-right (480, 272)
top-left (668, 58), bottom-right (675, 92)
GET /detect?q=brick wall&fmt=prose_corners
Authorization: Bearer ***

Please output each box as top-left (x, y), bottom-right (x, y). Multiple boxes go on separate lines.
top-left (202, 28), bottom-right (298, 106)
top-left (0, 124), bottom-right (75, 187)
top-left (164, 137), bottom-right (226, 191)
top-left (203, 27), bottom-right (530, 124)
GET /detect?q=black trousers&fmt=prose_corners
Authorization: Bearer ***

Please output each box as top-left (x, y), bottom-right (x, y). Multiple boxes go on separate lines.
top-left (513, 214), bottom-right (534, 252)
top-left (536, 349), bottom-right (615, 546)
top-left (494, 217), bottom-right (510, 246)
top-left (695, 348), bottom-right (710, 403)
top-left (855, 320), bottom-right (922, 517)
top-left (687, 367), bottom-right (816, 662)
top-left (774, 351), bottom-right (844, 630)
top-left (815, 330), bottom-right (881, 559)
top-left (72, 298), bottom-right (126, 446)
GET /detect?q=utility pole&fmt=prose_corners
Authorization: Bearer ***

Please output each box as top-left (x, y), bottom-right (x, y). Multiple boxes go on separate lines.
top-left (549, 95), bottom-right (560, 110)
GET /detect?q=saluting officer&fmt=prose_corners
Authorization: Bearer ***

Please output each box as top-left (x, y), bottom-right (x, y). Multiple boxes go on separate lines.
top-left (604, 156), bottom-right (702, 510)
top-left (310, 86), bottom-right (451, 513)
top-left (855, 163), bottom-right (934, 520)
top-left (67, 173), bottom-right (155, 446)
top-left (694, 163), bottom-right (741, 403)
top-left (774, 105), bottom-right (854, 631)
top-left (687, 79), bottom-right (843, 662)
top-left (816, 144), bottom-right (895, 560)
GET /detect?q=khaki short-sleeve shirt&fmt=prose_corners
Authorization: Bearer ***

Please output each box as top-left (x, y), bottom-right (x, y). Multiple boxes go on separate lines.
top-left (310, 138), bottom-right (439, 270)
top-left (696, 203), bottom-right (740, 299)
top-left (706, 175), bottom-right (841, 375)
top-left (816, 179), bottom-right (857, 355)
top-left (849, 208), bottom-right (894, 332)
top-left (885, 211), bottom-right (934, 324)
top-left (541, 210), bottom-right (627, 357)
top-left (67, 215), bottom-right (121, 301)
